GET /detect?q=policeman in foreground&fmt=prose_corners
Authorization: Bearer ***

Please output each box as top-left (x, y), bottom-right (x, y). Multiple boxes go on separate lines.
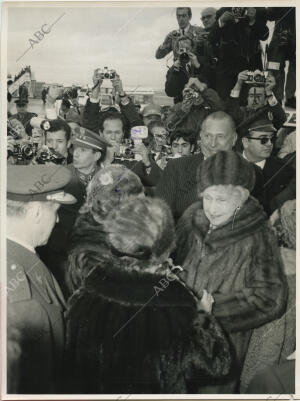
top-left (6, 165), bottom-right (77, 394)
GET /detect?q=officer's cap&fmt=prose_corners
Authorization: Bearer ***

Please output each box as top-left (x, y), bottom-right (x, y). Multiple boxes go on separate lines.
top-left (7, 165), bottom-right (77, 204)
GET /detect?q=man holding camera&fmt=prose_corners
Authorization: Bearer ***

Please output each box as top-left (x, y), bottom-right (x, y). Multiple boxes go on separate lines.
top-left (207, 7), bottom-right (269, 100)
top-left (165, 36), bottom-right (211, 104)
top-left (82, 69), bottom-right (142, 135)
top-left (165, 77), bottom-right (225, 134)
top-left (155, 7), bottom-right (205, 61)
top-left (226, 70), bottom-right (286, 138)
top-left (98, 112), bottom-right (162, 191)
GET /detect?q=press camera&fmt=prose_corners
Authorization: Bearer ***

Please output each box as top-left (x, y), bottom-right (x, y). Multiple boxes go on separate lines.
top-left (96, 67), bottom-right (116, 80)
top-left (245, 70), bottom-right (267, 86)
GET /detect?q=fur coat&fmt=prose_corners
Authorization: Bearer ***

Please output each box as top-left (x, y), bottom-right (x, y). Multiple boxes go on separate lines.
top-left (175, 196), bottom-right (288, 391)
top-left (65, 261), bottom-right (231, 394)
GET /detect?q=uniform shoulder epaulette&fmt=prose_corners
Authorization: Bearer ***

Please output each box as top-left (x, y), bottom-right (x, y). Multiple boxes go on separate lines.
top-left (6, 261), bottom-right (31, 303)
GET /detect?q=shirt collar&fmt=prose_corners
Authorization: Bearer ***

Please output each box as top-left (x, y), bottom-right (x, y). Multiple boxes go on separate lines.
top-left (7, 235), bottom-right (36, 254)
top-left (243, 151), bottom-right (266, 169)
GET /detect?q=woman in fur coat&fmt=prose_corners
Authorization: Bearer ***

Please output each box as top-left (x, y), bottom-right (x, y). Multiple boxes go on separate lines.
top-left (65, 197), bottom-right (231, 394)
top-left (175, 151), bottom-right (288, 393)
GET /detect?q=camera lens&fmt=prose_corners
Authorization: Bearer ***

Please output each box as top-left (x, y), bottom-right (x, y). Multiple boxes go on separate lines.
top-left (104, 73), bottom-right (110, 79)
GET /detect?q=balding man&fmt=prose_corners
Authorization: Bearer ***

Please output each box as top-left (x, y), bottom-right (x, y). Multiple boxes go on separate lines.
top-left (155, 111), bottom-right (238, 221)
top-left (201, 7), bottom-right (217, 31)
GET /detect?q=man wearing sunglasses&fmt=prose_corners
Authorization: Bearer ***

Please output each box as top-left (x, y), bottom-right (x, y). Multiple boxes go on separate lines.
top-left (242, 119), bottom-right (295, 215)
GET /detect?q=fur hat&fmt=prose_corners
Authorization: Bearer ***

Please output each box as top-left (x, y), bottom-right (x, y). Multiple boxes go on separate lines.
top-left (198, 150), bottom-right (256, 193)
top-left (103, 197), bottom-right (175, 265)
top-left (80, 164), bottom-right (144, 223)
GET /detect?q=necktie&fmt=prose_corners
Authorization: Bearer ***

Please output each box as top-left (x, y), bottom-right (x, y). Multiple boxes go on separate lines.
top-left (182, 29), bottom-right (185, 36)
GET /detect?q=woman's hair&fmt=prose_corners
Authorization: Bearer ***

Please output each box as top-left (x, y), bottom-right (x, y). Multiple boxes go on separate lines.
top-left (103, 197), bottom-right (175, 267)
top-left (80, 164), bottom-right (144, 223)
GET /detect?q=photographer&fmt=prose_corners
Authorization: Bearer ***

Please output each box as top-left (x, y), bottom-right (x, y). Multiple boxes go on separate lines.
top-left (99, 113), bottom-right (162, 191)
top-left (226, 70), bottom-right (286, 139)
top-left (155, 7), bottom-right (205, 60)
top-left (82, 70), bottom-right (142, 136)
top-left (165, 77), bottom-right (225, 134)
top-left (165, 36), bottom-right (210, 104)
top-left (207, 7), bottom-right (269, 100)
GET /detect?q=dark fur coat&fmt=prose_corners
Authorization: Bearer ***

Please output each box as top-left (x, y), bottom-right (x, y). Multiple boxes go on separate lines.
top-left (175, 196), bottom-right (288, 382)
top-left (65, 261), bottom-right (231, 394)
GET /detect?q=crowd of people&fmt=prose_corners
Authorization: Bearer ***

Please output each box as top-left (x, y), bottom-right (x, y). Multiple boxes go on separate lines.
top-left (6, 6), bottom-right (296, 395)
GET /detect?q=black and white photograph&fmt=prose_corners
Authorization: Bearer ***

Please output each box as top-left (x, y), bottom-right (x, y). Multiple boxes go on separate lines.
top-left (1, 1), bottom-right (297, 398)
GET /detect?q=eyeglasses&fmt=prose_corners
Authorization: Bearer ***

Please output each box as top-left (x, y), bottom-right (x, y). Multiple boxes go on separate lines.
top-left (201, 14), bottom-right (213, 20)
top-left (245, 136), bottom-right (276, 145)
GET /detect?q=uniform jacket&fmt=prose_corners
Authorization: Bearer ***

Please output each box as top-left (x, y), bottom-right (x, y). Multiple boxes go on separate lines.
top-left (7, 239), bottom-right (66, 393)
top-left (65, 262), bottom-right (231, 394)
top-left (175, 197), bottom-right (287, 374)
top-left (165, 88), bottom-right (225, 133)
top-left (155, 25), bottom-right (205, 60)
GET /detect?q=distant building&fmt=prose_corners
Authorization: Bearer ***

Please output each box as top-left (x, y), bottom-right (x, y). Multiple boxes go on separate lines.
top-left (31, 80), bottom-right (45, 99)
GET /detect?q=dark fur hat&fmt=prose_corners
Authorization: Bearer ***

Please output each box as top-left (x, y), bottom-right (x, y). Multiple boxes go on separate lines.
top-left (198, 150), bottom-right (256, 193)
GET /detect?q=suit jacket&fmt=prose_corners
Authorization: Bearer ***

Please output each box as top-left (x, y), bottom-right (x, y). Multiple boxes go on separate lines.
top-left (7, 239), bottom-right (66, 393)
top-left (155, 153), bottom-right (203, 221)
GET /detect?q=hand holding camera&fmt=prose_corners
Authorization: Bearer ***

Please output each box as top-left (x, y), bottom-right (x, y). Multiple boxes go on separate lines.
top-left (265, 73), bottom-right (276, 95)
top-left (112, 74), bottom-right (124, 96)
top-left (187, 51), bottom-right (200, 68)
top-left (186, 77), bottom-right (207, 93)
top-left (237, 70), bottom-right (250, 85)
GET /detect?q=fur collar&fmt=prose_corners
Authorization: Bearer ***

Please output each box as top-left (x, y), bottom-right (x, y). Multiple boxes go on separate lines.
top-left (80, 262), bottom-right (196, 309)
top-left (183, 196), bottom-right (267, 251)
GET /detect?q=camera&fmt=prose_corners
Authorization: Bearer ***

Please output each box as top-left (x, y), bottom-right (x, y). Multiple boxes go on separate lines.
top-left (114, 139), bottom-right (135, 162)
top-left (245, 70), bottom-right (267, 86)
top-left (178, 47), bottom-right (190, 64)
top-left (35, 147), bottom-right (66, 165)
top-left (96, 67), bottom-right (116, 80)
top-left (183, 87), bottom-right (200, 101)
top-left (8, 143), bottom-right (38, 161)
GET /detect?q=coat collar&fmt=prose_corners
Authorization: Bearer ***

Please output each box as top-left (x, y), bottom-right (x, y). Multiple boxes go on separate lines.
top-left (189, 196), bottom-right (267, 250)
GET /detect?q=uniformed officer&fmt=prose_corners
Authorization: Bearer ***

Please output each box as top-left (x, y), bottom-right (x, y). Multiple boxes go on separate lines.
top-left (6, 165), bottom-right (77, 394)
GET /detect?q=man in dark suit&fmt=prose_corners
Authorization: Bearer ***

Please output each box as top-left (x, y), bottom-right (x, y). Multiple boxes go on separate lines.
top-left (242, 119), bottom-right (295, 215)
top-left (6, 165), bottom-right (77, 393)
top-left (155, 111), bottom-right (237, 221)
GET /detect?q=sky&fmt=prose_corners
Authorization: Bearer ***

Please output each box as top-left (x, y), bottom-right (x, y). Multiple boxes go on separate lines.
top-left (7, 6), bottom-right (206, 90)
